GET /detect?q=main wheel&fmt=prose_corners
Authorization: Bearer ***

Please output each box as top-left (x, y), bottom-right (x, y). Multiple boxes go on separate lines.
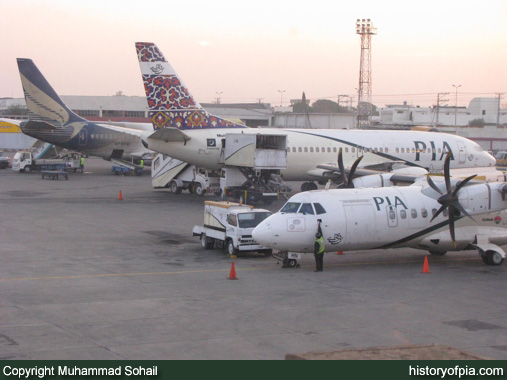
top-left (226, 240), bottom-right (237, 256)
top-left (169, 180), bottom-right (182, 194)
top-left (486, 251), bottom-right (504, 266)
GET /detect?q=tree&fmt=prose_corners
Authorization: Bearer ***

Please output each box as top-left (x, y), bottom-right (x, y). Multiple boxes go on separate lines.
top-left (4, 104), bottom-right (28, 116)
top-left (468, 118), bottom-right (485, 127)
top-left (311, 99), bottom-right (350, 113)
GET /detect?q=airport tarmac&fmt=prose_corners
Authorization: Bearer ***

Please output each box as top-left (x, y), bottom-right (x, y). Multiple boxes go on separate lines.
top-left (0, 158), bottom-right (506, 360)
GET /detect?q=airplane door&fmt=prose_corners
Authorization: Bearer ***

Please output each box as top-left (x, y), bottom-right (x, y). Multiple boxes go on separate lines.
top-left (343, 203), bottom-right (376, 247)
top-left (386, 206), bottom-right (398, 227)
top-left (458, 141), bottom-right (466, 164)
top-left (78, 129), bottom-right (87, 147)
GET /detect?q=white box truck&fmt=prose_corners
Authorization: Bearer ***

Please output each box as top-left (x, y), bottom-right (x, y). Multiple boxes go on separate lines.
top-left (192, 201), bottom-right (273, 256)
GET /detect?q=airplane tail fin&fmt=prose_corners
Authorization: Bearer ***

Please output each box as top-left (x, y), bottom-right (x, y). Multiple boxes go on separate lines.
top-left (135, 42), bottom-right (245, 131)
top-left (16, 58), bottom-right (85, 126)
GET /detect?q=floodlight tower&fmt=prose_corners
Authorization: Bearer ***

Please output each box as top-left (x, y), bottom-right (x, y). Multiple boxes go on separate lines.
top-left (356, 18), bottom-right (377, 128)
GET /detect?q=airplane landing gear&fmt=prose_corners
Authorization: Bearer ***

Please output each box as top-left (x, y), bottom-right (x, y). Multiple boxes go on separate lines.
top-left (279, 251), bottom-right (301, 268)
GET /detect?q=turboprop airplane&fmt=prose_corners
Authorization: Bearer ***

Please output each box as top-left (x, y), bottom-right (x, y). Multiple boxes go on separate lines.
top-left (16, 58), bottom-right (154, 162)
top-left (135, 42), bottom-right (498, 191)
top-left (252, 154), bottom-right (507, 266)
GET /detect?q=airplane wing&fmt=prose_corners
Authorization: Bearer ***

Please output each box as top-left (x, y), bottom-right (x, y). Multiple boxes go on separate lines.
top-left (96, 122), bottom-right (147, 137)
top-left (146, 127), bottom-right (191, 143)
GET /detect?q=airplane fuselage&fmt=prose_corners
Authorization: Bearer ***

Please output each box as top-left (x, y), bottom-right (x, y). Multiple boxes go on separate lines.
top-left (144, 128), bottom-right (495, 180)
top-left (22, 121), bottom-right (152, 160)
top-left (252, 183), bottom-right (507, 254)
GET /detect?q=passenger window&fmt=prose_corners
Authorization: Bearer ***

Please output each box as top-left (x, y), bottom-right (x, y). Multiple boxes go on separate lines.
top-left (385, 148), bottom-right (389, 153)
top-left (411, 209), bottom-right (417, 218)
top-left (327, 147), bottom-right (331, 153)
top-left (400, 210), bottom-right (407, 219)
top-left (304, 147), bottom-right (308, 153)
top-left (313, 203), bottom-right (327, 215)
top-left (432, 208), bottom-right (437, 217)
top-left (333, 147), bottom-right (337, 153)
top-left (351, 148), bottom-right (355, 153)
top-left (401, 148), bottom-right (405, 153)
top-left (292, 147), bottom-right (296, 152)
top-left (315, 147), bottom-right (319, 153)
top-left (421, 209), bottom-right (428, 218)
top-left (298, 147), bottom-right (302, 152)
top-left (299, 203), bottom-right (315, 215)
top-left (345, 147), bottom-right (349, 153)
top-left (321, 147), bottom-right (325, 152)
top-left (379, 148), bottom-right (383, 153)
top-left (443, 209), bottom-right (449, 217)
top-left (389, 210), bottom-right (396, 220)
top-left (310, 147), bottom-right (314, 152)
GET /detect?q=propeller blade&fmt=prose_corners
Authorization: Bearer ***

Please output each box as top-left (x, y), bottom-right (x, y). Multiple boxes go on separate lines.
top-left (452, 174), bottom-right (477, 197)
top-left (449, 205), bottom-right (457, 247)
top-left (337, 148), bottom-right (347, 184)
top-left (347, 155), bottom-right (364, 185)
top-left (444, 152), bottom-right (452, 193)
top-left (453, 202), bottom-right (477, 223)
top-left (430, 204), bottom-right (447, 222)
top-left (427, 175), bottom-right (443, 195)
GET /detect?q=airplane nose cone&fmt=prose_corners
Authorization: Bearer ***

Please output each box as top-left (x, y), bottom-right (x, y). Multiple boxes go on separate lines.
top-left (252, 221), bottom-right (273, 247)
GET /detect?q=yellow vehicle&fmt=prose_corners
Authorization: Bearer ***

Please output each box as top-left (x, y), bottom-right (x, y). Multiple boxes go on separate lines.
top-left (495, 151), bottom-right (507, 167)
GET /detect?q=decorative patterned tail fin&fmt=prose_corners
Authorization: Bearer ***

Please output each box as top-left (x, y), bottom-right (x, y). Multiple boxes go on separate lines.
top-left (135, 42), bottom-right (245, 130)
top-left (16, 58), bottom-right (85, 126)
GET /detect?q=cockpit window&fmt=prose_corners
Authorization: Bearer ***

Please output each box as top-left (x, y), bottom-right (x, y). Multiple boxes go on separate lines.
top-left (280, 202), bottom-right (301, 213)
top-left (313, 203), bottom-right (327, 215)
top-left (299, 203), bottom-right (314, 215)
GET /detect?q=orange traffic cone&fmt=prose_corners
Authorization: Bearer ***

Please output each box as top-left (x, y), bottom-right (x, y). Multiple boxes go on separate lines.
top-left (228, 262), bottom-right (238, 280)
top-left (422, 256), bottom-right (430, 273)
top-left (118, 190), bottom-right (123, 200)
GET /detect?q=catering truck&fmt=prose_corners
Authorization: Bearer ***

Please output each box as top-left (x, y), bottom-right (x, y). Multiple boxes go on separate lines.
top-left (11, 151), bottom-right (81, 173)
top-left (192, 201), bottom-right (273, 256)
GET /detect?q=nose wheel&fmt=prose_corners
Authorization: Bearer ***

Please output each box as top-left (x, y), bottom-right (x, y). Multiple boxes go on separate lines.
top-left (277, 251), bottom-right (301, 268)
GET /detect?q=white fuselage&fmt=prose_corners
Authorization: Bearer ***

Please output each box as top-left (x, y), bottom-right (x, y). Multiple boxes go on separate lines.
top-left (252, 183), bottom-right (507, 253)
top-left (143, 128), bottom-right (495, 181)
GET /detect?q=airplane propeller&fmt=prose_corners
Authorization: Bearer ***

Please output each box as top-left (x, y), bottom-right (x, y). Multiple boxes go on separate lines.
top-left (336, 148), bottom-right (363, 188)
top-left (427, 153), bottom-right (476, 246)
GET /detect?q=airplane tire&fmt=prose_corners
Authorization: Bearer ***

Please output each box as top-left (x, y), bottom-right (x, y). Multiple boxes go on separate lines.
top-left (429, 250), bottom-right (447, 256)
top-left (486, 251), bottom-right (504, 266)
top-left (301, 182), bottom-right (309, 192)
top-left (306, 182), bottom-right (318, 191)
top-left (287, 259), bottom-right (297, 268)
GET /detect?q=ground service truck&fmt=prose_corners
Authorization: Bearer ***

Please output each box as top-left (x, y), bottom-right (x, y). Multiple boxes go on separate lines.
top-left (192, 201), bottom-right (273, 256)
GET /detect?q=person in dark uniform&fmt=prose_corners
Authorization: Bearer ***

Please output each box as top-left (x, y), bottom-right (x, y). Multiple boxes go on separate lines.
top-left (313, 221), bottom-right (325, 272)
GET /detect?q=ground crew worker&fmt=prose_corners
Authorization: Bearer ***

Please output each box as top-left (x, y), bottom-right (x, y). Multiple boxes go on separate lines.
top-left (140, 159), bottom-right (144, 169)
top-left (314, 221), bottom-right (325, 272)
top-left (80, 156), bottom-right (85, 172)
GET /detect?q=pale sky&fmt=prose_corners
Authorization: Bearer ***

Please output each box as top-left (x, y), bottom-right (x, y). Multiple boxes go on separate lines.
top-left (2, 0), bottom-right (506, 108)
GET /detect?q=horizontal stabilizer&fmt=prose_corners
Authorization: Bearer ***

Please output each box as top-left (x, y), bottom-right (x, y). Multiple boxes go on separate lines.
top-left (147, 127), bottom-right (191, 143)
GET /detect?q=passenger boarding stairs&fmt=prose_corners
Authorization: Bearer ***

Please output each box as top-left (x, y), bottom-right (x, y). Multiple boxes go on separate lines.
top-left (151, 154), bottom-right (191, 188)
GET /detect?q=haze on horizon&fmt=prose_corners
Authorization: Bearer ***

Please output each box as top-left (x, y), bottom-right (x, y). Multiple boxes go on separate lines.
top-left (1, 0), bottom-right (506, 108)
